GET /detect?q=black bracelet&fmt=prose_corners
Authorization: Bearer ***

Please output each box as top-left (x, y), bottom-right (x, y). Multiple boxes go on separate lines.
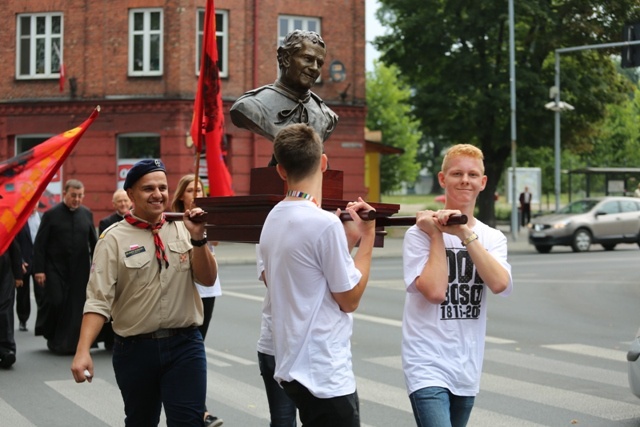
top-left (190, 237), bottom-right (208, 247)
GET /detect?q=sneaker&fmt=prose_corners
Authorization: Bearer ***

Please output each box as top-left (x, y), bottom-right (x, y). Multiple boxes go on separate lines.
top-left (204, 415), bottom-right (223, 427)
top-left (19, 322), bottom-right (28, 332)
top-left (0, 350), bottom-right (16, 369)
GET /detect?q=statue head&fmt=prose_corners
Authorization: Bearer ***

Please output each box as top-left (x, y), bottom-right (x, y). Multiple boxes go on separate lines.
top-left (277, 30), bottom-right (326, 92)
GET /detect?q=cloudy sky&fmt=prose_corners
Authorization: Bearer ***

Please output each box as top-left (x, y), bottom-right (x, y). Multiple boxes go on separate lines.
top-left (365, 0), bottom-right (385, 71)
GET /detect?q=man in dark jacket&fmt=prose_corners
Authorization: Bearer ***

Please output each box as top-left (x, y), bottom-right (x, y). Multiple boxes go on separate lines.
top-left (33, 179), bottom-right (97, 354)
top-left (98, 189), bottom-right (131, 234)
top-left (14, 207), bottom-right (42, 332)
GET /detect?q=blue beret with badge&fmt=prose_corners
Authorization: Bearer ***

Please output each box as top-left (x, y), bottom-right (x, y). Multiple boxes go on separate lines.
top-left (123, 159), bottom-right (166, 190)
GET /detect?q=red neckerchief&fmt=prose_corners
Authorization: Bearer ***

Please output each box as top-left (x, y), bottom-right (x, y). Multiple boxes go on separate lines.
top-left (124, 212), bottom-right (169, 270)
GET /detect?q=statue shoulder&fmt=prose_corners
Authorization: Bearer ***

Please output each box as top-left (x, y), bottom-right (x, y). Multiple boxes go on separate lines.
top-left (234, 84), bottom-right (277, 103)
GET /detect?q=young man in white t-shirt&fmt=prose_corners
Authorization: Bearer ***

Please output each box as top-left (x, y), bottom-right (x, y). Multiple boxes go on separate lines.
top-left (259, 123), bottom-right (376, 427)
top-left (402, 144), bottom-right (513, 427)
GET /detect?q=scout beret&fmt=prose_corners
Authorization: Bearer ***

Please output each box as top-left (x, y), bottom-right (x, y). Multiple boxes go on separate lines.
top-left (123, 159), bottom-right (166, 190)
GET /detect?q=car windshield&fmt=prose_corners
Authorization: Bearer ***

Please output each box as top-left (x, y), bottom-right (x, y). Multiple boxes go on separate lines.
top-left (557, 200), bottom-right (599, 214)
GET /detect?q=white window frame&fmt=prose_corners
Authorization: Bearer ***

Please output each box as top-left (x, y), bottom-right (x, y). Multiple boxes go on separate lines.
top-left (196, 9), bottom-right (228, 78)
top-left (16, 13), bottom-right (63, 79)
top-left (128, 8), bottom-right (163, 76)
top-left (116, 132), bottom-right (162, 187)
top-left (277, 15), bottom-right (321, 46)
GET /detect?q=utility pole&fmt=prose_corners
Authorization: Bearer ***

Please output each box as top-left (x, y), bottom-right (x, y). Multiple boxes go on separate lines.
top-left (547, 39), bottom-right (640, 212)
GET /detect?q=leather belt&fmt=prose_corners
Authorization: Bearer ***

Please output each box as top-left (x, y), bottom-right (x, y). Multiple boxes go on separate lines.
top-left (134, 326), bottom-right (196, 339)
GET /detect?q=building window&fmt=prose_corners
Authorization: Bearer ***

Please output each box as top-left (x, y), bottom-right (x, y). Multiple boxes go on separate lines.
top-left (16, 13), bottom-right (63, 79)
top-left (196, 9), bottom-right (228, 78)
top-left (118, 134), bottom-right (161, 159)
top-left (129, 9), bottom-right (163, 76)
top-left (278, 15), bottom-right (321, 45)
top-left (117, 133), bottom-right (161, 188)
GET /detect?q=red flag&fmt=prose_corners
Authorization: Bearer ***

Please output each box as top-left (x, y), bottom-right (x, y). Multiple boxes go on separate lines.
top-left (0, 107), bottom-right (100, 255)
top-left (59, 63), bottom-right (65, 92)
top-left (191, 0), bottom-right (233, 196)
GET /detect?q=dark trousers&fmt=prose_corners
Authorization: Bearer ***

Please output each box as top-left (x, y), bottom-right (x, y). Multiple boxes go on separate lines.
top-left (258, 351), bottom-right (297, 427)
top-left (0, 268), bottom-right (16, 353)
top-left (281, 380), bottom-right (360, 427)
top-left (112, 327), bottom-right (207, 427)
top-left (521, 204), bottom-right (531, 227)
top-left (15, 274), bottom-right (44, 324)
top-left (198, 296), bottom-right (216, 340)
top-left (198, 296), bottom-right (216, 416)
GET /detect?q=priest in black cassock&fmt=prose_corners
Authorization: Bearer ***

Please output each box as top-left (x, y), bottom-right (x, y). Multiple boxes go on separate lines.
top-left (33, 179), bottom-right (97, 355)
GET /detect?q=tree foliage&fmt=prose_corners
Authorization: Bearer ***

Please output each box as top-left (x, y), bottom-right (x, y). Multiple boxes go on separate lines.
top-left (374, 0), bottom-right (640, 224)
top-left (366, 61), bottom-right (422, 193)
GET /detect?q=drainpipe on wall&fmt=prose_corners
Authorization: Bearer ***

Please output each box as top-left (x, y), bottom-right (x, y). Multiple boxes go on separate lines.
top-left (251, 0), bottom-right (259, 168)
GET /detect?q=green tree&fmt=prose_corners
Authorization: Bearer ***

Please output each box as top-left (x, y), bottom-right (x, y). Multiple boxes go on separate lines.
top-left (366, 60), bottom-right (422, 193)
top-left (589, 84), bottom-right (640, 168)
top-left (374, 0), bottom-right (640, 224)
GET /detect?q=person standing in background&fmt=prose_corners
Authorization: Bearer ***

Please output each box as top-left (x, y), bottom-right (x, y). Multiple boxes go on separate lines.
top-left (519, 186), bottom-right (532, 227)
top-left (14, 207), bottom-right (42, 332)
top-left (256, 246), bottom-right (298, 427)
top-left (171, 174), bottom-right (224, 427)
top-left (33, 179), bottom-right (97, 354)
top-left (98, 189), bottom-right (131, 234)
top-left (95, 188), bottom-right (132, 351)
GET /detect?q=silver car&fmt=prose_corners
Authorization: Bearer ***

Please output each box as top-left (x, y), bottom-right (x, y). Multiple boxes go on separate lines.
top-left (628, 327), bottom-right (640, 399)
top-left (527, 197), bottom-right (640, 253)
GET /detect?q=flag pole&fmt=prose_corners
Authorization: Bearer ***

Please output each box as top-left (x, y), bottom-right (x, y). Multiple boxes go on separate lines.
top-left (193, 148), bottom-right (201, 209)
top-left (192, 121), bottom-right (202, 209)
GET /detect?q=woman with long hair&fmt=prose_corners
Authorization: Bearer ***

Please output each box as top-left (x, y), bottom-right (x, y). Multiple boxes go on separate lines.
top-left (171, 174), bottom-right (223, 427)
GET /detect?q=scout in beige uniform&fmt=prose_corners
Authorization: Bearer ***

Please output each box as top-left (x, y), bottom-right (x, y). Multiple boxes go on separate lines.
top-left (71, 159), bottom-right (217, 427)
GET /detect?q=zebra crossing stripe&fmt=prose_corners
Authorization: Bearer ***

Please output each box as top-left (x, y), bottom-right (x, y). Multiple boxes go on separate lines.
top-left (365, 352), bottom-right (637, 423)
top-left (205, 347), bottom-right (256, 365)
top-left (468, 407), bottom-right (549, 427)
top-left (0, 397), bottom-right (35, 427)
top-left (481, 373), bottom-right (640, 421)
top-left (45, 378), bottom-right (129, 426)
top-left (542, 343), bottom-right (627, 362)
top-left (46, 378), bottom-right (172, 426)
top-left (485, 348), bottom-right (627, 387)
top-left (206, 369), bottom-right (271, 422)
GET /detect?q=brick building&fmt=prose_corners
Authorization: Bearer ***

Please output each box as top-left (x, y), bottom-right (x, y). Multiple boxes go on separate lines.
top-left (0, 0), bottom-right (367, 222)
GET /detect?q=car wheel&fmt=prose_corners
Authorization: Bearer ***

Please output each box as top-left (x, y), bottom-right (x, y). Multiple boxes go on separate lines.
top-left (535, 245), bottom-right (552, 254)
top-left (571, 229), bottom-right (592, 252)
top-left (602, 244), bottom-right (616, 251)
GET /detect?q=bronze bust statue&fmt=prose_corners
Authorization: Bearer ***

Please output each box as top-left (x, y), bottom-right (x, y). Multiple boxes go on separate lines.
top-left (230, 30), bottom-right (338, 165)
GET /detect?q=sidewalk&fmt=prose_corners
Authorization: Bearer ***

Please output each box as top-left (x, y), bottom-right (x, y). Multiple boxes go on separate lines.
top-left (214, 225), bottom-right (532, 266)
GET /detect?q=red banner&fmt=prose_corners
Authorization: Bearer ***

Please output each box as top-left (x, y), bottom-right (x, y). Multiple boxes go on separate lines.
top-left (0, 107), bottom-right (100, 255)
top-left (191, 0), bottom-right (233, 196)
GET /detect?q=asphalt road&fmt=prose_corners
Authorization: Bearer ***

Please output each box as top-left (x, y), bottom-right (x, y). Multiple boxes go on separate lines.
top-left (2, 237), bottom-right (640, 426)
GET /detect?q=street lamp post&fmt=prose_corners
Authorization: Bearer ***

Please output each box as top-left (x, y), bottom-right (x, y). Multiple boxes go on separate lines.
top-left (544, 51), bottom-right (574, 212)
top-left (545, 39), bottom-right (640, 212)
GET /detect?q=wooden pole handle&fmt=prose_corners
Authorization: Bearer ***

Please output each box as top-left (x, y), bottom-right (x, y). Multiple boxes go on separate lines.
top-left (339, 211), bottom-right (467, 227)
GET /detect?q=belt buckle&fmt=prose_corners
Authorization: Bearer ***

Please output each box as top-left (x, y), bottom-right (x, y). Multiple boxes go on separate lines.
top-left (151, 329), bottom-right (175, 339)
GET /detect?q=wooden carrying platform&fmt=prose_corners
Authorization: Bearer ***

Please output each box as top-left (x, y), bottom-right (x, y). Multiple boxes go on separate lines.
top-left (195, 167), bottom-right (402, 246)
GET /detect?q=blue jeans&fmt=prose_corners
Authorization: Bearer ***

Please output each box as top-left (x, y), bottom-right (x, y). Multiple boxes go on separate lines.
top-left (409, 386), bottom-right (475, 427)
top-left (113, 327), bottom-right (207, 427)
top-left (258, 351), bottom-right (297, 427)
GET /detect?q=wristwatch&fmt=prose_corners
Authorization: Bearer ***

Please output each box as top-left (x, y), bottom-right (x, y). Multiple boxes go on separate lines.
top-left (190, 237), bottom-right (208, 247)
top-left (462, 233), bottom-right (478, 246)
